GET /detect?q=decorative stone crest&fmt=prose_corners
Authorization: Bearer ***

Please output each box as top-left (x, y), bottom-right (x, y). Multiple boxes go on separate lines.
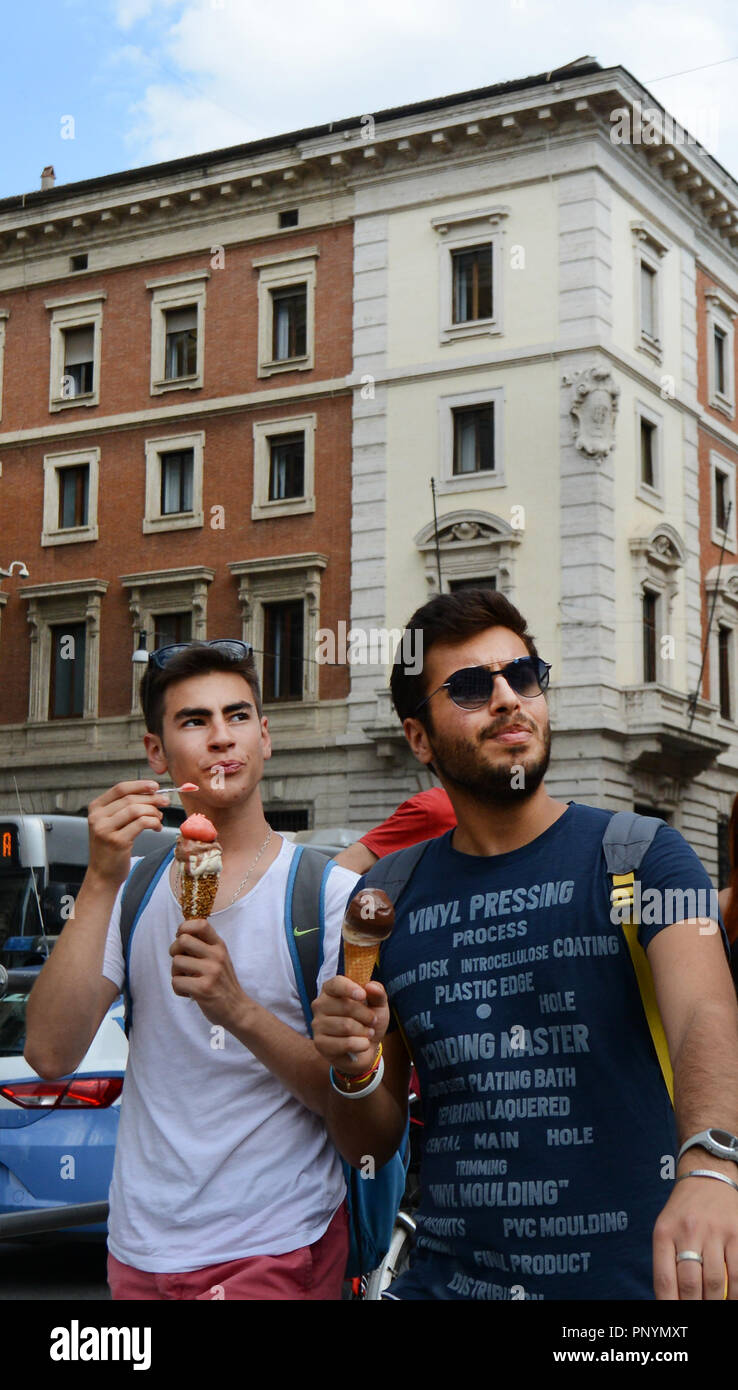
top-left (563, 365), bottom-right (620, 460)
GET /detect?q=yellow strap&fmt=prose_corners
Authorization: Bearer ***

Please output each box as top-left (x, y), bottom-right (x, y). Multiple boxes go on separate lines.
top-left (612, 872), bottom-right (674, 1105)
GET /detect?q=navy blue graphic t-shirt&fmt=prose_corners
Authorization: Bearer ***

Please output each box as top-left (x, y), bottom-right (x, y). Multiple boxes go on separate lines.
top-left (370, 803), bottom-right (720, 1301)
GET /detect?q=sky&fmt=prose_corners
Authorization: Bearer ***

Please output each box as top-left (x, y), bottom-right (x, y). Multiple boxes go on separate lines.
top-left (2, 0), bottom-right (738, 200)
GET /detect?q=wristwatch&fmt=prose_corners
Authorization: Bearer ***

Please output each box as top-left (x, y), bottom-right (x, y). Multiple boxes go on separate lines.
top-left (677, 1129), bottom-right (738, 1165)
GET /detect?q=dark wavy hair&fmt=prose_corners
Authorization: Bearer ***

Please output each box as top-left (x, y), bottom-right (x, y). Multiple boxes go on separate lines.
top-left (390, 588), bottom-right (540, 726)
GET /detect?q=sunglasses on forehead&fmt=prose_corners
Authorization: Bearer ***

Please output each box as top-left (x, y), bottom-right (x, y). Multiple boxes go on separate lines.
top-left (415, 655), bottom-right (552, 713)
top-left (148, 639), bottom-right (253, 670)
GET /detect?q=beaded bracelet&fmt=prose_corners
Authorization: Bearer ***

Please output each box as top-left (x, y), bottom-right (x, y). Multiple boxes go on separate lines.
top-left (330, 1055), bottom-right (385, 1099)
top-left (332, 1042), bottom-right (383, 1089)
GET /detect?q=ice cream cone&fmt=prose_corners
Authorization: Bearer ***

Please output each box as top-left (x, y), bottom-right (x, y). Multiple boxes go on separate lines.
top-left (180, 872), bottom-right (220, 920)
top-left (343, 940), bottom-right (380, 988)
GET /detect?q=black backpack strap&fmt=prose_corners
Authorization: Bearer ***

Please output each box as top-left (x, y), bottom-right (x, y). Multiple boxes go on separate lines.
top-left (362, 838), bottom-right (434, 904)
top-left (284, 845), bottom-right (332, 1033)
top-left (119, 842), bottom-right (175, 1035)
top-left (602, 810), bottom-right (665, 876)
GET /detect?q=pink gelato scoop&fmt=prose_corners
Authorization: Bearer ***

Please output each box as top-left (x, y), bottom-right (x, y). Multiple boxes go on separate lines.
top-left (180, 813), bottom-right (218, 842)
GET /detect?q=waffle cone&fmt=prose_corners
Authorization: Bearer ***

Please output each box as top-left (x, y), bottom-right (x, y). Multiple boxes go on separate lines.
top-left (180, 872), bottom-right (220, 920)
top-left (343, 940), bottom-right (379, 988)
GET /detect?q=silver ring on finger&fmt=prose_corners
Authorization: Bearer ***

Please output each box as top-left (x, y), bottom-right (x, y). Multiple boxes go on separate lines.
top-left (676, 1250), bottom-right (703, 1264)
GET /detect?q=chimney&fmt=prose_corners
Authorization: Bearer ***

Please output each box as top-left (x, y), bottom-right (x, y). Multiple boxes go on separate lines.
top-left (40, 165), bottom-right (56, 191)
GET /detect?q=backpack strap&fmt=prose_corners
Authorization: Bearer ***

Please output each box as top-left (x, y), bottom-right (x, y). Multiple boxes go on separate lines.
top-left (362, 838), bottom-right (434, 903)
top-left (602, 811), bottom-right (674, 1104)
top-left (119, 842), bottom-right (175, 1037)
top-left (284, 845), bottom-right (333, 1033)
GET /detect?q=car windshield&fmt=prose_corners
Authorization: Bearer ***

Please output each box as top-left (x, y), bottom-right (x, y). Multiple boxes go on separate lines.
top-left (0, 991), bottom-right (29, 1057)
top-left (0, 872), bottom-right (43, 950)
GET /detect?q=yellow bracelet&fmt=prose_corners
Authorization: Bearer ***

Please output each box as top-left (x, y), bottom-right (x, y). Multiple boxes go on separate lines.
top-left (333, 1042), bottom-right (383, 1090)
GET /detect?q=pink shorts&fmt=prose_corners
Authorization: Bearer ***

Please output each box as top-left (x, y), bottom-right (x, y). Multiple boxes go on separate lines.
top-left (107, 1202), bottom-right (349, 1301)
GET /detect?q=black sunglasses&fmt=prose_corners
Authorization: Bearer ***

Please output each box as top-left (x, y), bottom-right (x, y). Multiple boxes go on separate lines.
top-left (148, 639), bottom-right (253, 671)
top-left (415, 656), bottom-right (551, 713)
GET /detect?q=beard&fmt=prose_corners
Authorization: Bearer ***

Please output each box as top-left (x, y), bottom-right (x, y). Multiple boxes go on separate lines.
top-left (427, 716), bottom-right (552, 806)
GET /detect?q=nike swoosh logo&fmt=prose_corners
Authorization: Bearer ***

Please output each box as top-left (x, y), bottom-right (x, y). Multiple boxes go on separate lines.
top-left (293, 927), bottom-right (319, 937)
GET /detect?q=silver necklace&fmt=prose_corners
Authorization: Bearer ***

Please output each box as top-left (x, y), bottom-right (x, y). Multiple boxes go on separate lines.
top-left (226, 827), bottom-right (274, 906)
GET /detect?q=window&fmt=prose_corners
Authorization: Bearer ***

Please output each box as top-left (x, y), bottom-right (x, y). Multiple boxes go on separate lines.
top-left (705, 288), bottom-right (737, 417)
top-left (452, 246), bottom-right (493, 324)
top-left (0, 310), bottom-right (8, 423)
top-left (263, 601), bottom-right (304, 701)
top-left (254, 247), bottom-right (318, 377)
top-left (414, 510), bottom-right (521, 597)
top-left (120, 566), bottom-right (213, 712)
top-left (160, 450), bottom-right (194, 515)
top-left (438, 388), bottom-right (504, 493)
top-left (640, 420), bottom-right (655, 489)
top-left (631, 221), bottom-right (668, 363)
top-left (49, 623), bottom-right (86, 719)
top-left (164, 307), bottom-right (197, 381)
top-left (58, 464), bottom-right (89, 529)
top-left (449, 576), bottom-right (497, 592)
top-left (143, 432), bottom-right (204, 534)
top-left (22, 579), bottom-right (107, 722)
top-left (643, 590), bottom-right (658, 683)
top-left (46, 291), bottom-right (105, 411)
top-left (279, 209), bottom-right (299, 229)
top-left (266, 807), bottom-right (309, 831)
top-left (42, 447), bottom-right (100, 547)
top-left (229, 552), bottom-right (327, 703)
top-left (453, 405), bottom-right (494, 475)
top-left (269, 435), bottom-right (304, 500)
top-left (635, 402), bottom-right (663, 506)
top-left (152, 611), bottom-right (192, 649)
top-left (711, 453), bottom-right (736, 550)
top-left (251, 414), bottom-right (316, 520)
top-left (147, 271), bottom-right (208, 395)
top-left (718, 625), bottom-right (732, 719)
top-left (431, 206), bottom-right (508, 344)
top-left (69, 253), bottom-right (88, 273)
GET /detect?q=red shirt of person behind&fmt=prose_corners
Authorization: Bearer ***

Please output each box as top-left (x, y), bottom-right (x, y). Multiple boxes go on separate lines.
top-left (334, 787), bottom-right (456, 874)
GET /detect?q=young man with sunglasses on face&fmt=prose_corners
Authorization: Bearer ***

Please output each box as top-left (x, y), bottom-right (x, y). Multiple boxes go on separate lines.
top-left (25, 640), bottom-right (358, 1300)
top-left (312, 590), bottom-right (738, 1301)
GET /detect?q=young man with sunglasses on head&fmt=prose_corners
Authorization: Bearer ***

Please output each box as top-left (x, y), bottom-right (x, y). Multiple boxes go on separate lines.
top-left (312, 589), bottom-right (738, 1301)
top-left (25, 640), bottom-right (358, 1300)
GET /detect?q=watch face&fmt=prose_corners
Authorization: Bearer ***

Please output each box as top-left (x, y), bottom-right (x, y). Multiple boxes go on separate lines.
top-left (709, 1129), bottom-right (738, 1150)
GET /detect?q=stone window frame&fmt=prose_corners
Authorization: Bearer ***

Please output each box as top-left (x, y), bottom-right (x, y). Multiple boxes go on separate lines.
top-left (0, 309), bottom-right (8, 422)
top-left (46, 290), bottom-right (106, 413)
top-left (21, 578), bottom-right (108, 722)
top-left (437, 385), bottom-right (505, 495)
top-left (228, 552), bottom-right (327, 704)
top-left (705, 287), bottom-right (737, 420)
top-left (41, 446), bottom-right (100, 547)
top-left (251, 413), bottom-right (316, 521)
top-left (414, 509), bottom-right (521, 597)
top-left (629, 525), bottom-right (685, 687)
top-left (710, 450), bottom-right (737, 552)
top-left (146, 270), bottom-right (209, 396)
top-left (143, 430), bottom-right (205, 535)
top-left (705, 565), bottom-right (738, 726)
top-left (121, 566), bottom-right (214, 713)
top-left (253, 247), bottom-right (318, 379)
top-left (631, 221), bottom-right (668, 366)
top-left (431, 206), bottom-right (509, 346)
top-left (634, 398), bottom-right (664, 510)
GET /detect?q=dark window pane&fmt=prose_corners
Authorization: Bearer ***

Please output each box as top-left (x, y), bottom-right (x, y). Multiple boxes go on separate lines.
top-left (643, 591), bottom-right (658, 683)
top-left (165, 306), bottom-right (197, 379)
top-left (263, 601), bottom-right (303, 701)
top-left (452, 246), bottom-right (493, 323)
top-left (269, 434), bottom-right (305, 500)
top-left (453, 405), bottom-right (494, 474)
top-left (50, 623), bottom-right (86, 719)
top-left (58, 465), bottom-right (89, 529)
top-left (160, 450), bottom-right (194, 514)
top-left (640, 262), bottom-right (656, 338)
top-left (719, 626), bottom-right (732, 720)
top-left (271, 287), bottom-right (307, 361)
top-left (63, 326), bottom-right (94, 397)
top-left (640, 420), bottom-right (655, 489)
top-left (715, 470), bottom-right (730, 533)
top-left (714, 327), bottom-right (726, 396)
top-left (449, 577), bottom-right (497, 592)
top-left (266, 808), bottom-right (309, 831)
top-left (153, 612), bottom-right (192, 649)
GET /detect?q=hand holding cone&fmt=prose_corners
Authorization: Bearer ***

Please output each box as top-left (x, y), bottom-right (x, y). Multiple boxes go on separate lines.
top-left (341, 888), bottom-right (395, 987)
